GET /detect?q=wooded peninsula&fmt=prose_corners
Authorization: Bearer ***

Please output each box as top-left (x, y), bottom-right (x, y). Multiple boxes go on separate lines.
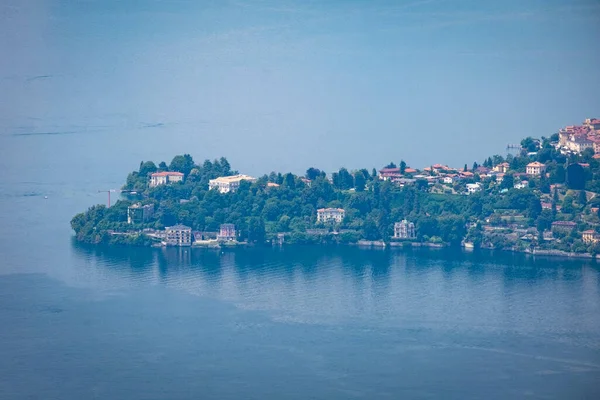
top-left (71, 124), bottom-right (600, 257)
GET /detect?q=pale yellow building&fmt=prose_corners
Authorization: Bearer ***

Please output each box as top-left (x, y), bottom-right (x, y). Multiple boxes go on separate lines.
top-left (582, 230), bottom-right (599, 244)
top-left (526, 162), bottom-right (546, 176)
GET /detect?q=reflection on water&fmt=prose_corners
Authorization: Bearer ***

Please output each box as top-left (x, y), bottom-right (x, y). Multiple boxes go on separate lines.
top-left (70, 241), bottom-right (600, 333)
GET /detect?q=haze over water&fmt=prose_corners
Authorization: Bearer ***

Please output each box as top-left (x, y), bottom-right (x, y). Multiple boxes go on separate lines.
top-left (1, 1), bottom-right (600, 399)
top-left (2, 0), bottom-right (600, 174)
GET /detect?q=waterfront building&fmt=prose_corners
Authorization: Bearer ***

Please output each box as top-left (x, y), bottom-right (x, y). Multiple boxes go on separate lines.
top-left (317, 208), bottom-right (345, 224)
top-left (217, 224), bottom-right (236, 241)
top-left (393, 220), bottom-right (416, 239)
top-left (165, 224), bottom-right (192, 246)
top-left (582, 229), bottom-right (600, 244)
top-left (526, 162), bottom-right (546, 176)
top-left (209, 175), bottom-right (256, 193)
top-left (127, 203), bottom-right (154, 224)
top-left (150, 171), bottom-right (184, 187)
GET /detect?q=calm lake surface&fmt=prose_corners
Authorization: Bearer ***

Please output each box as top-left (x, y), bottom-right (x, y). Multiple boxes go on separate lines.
top-left (0, 135), bottom-right (599, 399)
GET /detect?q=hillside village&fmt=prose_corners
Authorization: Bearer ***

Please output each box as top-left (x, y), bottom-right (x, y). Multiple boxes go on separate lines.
top-left (71, 117), bottom-right (600, 257)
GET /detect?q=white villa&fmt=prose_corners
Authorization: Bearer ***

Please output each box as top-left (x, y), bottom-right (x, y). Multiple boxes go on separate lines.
top-left (394, 220), bottom-right (416, 239)
top-left (317, 208), bottom-right (345, 224)
top-left (150, 171), bottom-right (184, 187)
top-left (209, 174), bottom-right (256, 193)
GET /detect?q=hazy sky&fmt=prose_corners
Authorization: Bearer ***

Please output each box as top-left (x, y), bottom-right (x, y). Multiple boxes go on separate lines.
top-left (2, 0), bottom-right (600, 176)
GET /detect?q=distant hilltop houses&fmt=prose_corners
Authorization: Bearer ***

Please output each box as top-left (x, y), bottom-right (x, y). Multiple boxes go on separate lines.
top-left (558, 118), bottom-right (600, 155)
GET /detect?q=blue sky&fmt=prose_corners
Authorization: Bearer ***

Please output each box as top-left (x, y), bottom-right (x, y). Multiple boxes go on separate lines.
top-left (1, 0), bottom-right (600, 175)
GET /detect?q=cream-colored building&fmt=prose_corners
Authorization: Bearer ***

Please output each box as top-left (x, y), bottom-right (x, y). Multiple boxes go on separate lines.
top-left (493, 162), bottom-right (510, 173)
top-left (582, 229), bottom-right (600, 244)
top-left (209, 174), bottom-right (256, 193)
top-left (317, 208), bottom-right (345, 224)
top-left (526, 162), bottom-right (546, 176)
top-left (567, 137), bottom-right (593, 153)
top-left (165, 224), bottom-right (192, 246)
top-left (150, 171), bottom-right (184, 187)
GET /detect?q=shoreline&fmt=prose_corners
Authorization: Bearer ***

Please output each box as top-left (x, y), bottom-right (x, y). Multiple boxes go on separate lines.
top-left (77, 237), bottom-right (598, 261)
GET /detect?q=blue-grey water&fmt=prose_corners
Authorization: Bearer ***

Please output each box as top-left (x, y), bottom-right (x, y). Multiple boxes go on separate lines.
top-left (0, 141), bottom-right (599, 400)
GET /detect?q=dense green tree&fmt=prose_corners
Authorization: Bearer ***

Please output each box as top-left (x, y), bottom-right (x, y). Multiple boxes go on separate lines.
top-left (578, 190), bottom-right (587, 207)
top-left (500, 174), bottom-right (514, 190)
top-left (400, 160), bottom-right (406, 174)
top-left (354, 171), bottom-right (366, 192)
top-left (247, 217), bottom-right (266, 243)
top-left (169, 154), bottom-right (195, 176)
top-left (566, 163), bottom-right (585, 190)
top-left (306, 168), bottom-right (321, 181)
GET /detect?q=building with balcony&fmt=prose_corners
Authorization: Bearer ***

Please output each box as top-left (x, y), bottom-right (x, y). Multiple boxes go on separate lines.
top-left (165, 224), bottom-right (192, 246)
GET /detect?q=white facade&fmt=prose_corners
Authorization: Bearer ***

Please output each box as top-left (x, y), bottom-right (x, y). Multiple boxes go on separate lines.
top-left (150, 172), bottom-right (184, 187)
top-left (443, 177), bottom-right (453, 184)
top-left (394, 220), bottom-right (416, 239)
top-left (514, 181), bottom-right (527, 189)
top-left (466, 183), bottom-right (481, 194)
top-left (209, 175), bottom-right (256, 193)
top-left (317, 208), bottom-right (345, 224)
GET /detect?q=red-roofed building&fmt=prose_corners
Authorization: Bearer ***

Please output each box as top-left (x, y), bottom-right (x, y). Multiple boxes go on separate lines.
top-left (150, 171), bottom-right (184, 187)
top-left (584, 118), bottom-right (600, 130)
top-left (379, 167), bottom-right (400, 181)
